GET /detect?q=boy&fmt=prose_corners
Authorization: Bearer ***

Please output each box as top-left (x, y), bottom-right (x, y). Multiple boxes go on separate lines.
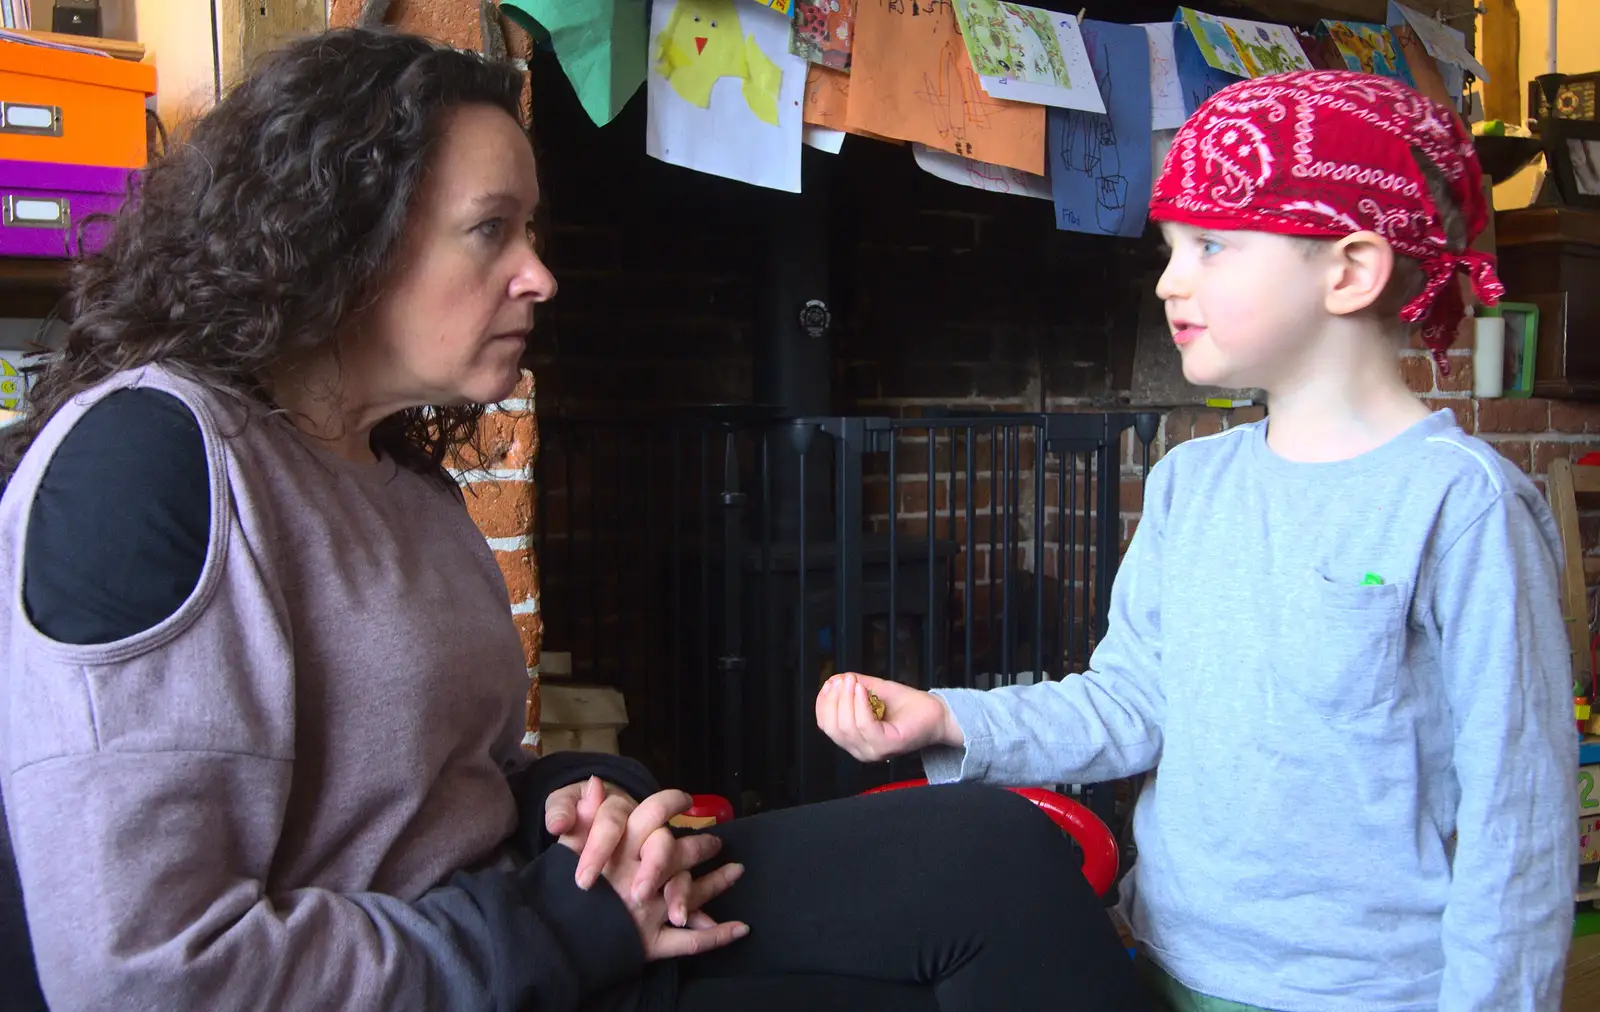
top-left (818, 71), bottom-right (1577, 1011)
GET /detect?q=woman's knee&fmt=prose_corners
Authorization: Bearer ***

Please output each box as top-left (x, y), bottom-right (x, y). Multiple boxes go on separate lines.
top-left (884, 783), bottom-right (1084, 867)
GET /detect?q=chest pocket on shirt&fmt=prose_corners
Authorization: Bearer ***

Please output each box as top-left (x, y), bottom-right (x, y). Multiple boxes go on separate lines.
top-left (1277, 575), bottom-right (1408, 716)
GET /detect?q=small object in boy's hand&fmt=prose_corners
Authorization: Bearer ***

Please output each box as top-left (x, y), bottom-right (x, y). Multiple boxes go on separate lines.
top-left (867, 691), bottom-right (887, 721)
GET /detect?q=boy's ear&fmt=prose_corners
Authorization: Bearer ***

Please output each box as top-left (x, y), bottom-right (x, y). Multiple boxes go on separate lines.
top-left (1325, 231), bottom-right (1396, 318)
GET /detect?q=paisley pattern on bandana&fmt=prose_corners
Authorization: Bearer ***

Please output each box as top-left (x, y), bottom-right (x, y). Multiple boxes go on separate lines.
top-left (1150, 70), bottom-right (1504, 373)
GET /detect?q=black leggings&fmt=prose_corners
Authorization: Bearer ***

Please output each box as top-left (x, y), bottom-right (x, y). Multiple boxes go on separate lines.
top-left (671, 783), bottom-right (1149, 1012)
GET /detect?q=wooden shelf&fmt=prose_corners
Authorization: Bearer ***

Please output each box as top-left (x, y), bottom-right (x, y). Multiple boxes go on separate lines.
top-left (0, 257), bottom-right (71, 318)
top-left (3, 30), bottom-right (145, 62)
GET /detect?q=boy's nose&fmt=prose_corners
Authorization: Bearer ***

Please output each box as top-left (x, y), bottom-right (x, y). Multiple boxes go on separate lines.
top-left (1155, 255), bottom-right (1186, 302)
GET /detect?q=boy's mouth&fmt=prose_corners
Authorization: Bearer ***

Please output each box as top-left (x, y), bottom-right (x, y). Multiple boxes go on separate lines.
top-left (1170, 321), bottom-right (1205, 346)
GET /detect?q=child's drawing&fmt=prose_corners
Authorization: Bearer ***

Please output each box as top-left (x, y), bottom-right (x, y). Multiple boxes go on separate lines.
top-left (847, 0), bottom-right (1044, 175)
top-left (657, 0), bottom-right (783, 125)
top-left (647, 0), bottom-right (806, 192)
top-left (1141, 22), bottom-right (1185, 130)
top-left (1178, 8), bottom-right (1310, 80)
top-left (954, 0), bottom-right (1068, 83)
top-left (791, 0), bottom-right (856, 72)
top-left (1320, 20), bottom-right (1414, 86)
top-left (955, 2), bottom-right (1103, 114)
top-left (1050, 20), bottom-right (1151, 238)
top-left (912, 142), bottom-right (1050, 200)
top-left (751, 0), bottom-right (792, 12)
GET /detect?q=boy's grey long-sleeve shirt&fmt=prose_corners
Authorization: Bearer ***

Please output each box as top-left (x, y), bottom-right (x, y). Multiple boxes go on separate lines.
top-left (925, 411), bottom-right (1577, 1011)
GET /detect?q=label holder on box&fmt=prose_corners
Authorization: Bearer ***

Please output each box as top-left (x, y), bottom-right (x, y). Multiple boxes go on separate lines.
top-left (0, 102), bottom-right (62, 137)
top-left (3, 194), bottom-right (68, 230)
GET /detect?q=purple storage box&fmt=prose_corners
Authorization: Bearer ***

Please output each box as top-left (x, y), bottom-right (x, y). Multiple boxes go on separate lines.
top-left (0, 158), bottom-right (132, 258)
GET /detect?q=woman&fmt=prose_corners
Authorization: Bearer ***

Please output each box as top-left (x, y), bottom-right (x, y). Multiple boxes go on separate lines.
top-left (0, 28), bottom-right (1146, 1012)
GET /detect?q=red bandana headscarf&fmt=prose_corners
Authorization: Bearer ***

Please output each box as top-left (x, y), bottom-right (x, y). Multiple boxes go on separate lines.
top-left (1148, 70), bottom-right (1503, 374)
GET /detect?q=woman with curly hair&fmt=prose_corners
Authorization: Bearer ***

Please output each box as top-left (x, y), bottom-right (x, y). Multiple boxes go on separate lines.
top-left (0, 27), bottom-right (1146, 1012)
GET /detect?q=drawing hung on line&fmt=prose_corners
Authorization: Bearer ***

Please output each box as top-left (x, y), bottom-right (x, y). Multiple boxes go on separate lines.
top-left (1140, 22), bottom-right (1186, 130)
top-left (647, 0), bottom-right (806, 192)
top-left (953, 0), bottom-right (1103, 113)
top-left (912, 142), bottom-right (1050, 200)
top-left (791, 0), bottom-right (857, 71)
top-left (847, 0), bottom-right (1044, 174)
top-left (1049, 20), bottom-right (1152, 239)
top-left (1178, 8), bottom-right (1311, 80)
top-left (1319, 20), bottom-right (1414, 85)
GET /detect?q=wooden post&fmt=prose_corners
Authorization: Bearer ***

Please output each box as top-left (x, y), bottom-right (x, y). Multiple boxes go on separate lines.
top-left (1481, 0), bottom-right (1523, 124)
top-left (215, 1), bottom-right (328, 89)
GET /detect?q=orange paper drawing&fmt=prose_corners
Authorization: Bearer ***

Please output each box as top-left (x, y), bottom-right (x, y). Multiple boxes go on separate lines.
top-left (804, 64), bottom-right (904, 144)
top-left (846, 0), bottom-right (1044, 175)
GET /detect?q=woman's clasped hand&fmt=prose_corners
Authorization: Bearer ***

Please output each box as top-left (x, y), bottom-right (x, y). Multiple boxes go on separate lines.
top-left (544, 777), bottom-right (747, 959)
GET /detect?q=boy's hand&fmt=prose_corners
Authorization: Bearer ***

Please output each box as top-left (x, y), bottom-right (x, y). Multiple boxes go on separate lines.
top-left (816, 672), bottom-right (962, 762)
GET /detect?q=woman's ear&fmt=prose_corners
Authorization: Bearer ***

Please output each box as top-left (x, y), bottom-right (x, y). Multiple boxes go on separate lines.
top-left (1326, 230), bottom-right (1396, 318)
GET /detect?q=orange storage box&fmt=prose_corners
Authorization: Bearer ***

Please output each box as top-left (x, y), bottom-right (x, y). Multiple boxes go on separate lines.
top-left (0, 41), bottom-right (156, 169)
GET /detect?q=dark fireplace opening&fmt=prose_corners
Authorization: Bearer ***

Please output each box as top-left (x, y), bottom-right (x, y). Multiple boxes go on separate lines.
top-left (535, 410), bottom-right (1159, 817)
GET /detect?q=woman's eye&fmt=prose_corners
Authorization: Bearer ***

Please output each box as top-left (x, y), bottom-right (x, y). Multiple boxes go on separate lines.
top-left (475, 217), bottom-right (505, 239)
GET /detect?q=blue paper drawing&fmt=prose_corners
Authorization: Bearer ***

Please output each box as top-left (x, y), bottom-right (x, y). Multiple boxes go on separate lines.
top-left (1047, 20), bottom-right (1152, 238)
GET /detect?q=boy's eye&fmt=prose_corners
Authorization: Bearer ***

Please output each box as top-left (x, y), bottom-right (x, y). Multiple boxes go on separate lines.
top-left (1199, 237), bottom-right (1224, 256)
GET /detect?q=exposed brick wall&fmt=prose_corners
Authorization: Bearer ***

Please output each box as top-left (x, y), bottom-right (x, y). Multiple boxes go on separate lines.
top-left (458, 371), bottom-right (545, 751)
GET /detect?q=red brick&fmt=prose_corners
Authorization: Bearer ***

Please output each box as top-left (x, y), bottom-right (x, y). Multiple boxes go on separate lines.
top-left (1549, 401), bottom-right (1600, 434)
top-left (1230, 405), bottom-right (1267, 425)
top-left (512, 612), bottom-right (543, 669)
top-left (1165, 409), bottom-right (1196, 448)
top-left (1533, 440), bottom-right (1600, 475)
top-left (1400, 353), bottom-right (1435, 393)
top-left (1434, 356), bottom-right (1474, 394)
top-left (1120, 477), bottom-right (1145, 512)
top-left (1489, 439), bottom-right (1531, 472)
top-left (1425, 398), bottom-right (1473, 430)
top-left (472, 411), bottom-right (539, 471)
top-left (496, 548), bottom-right (539, 604)
top-left (1474, 398), bottom-right (1550, 434)
top-left (1192, 411), bottom-right (1225, 439)
top-left (463, 479), bottom-right (536, 539)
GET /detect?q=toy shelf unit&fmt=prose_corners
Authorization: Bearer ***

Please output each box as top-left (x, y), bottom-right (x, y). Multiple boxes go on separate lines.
top-left (1583, 739), bottom-right (1600, 905)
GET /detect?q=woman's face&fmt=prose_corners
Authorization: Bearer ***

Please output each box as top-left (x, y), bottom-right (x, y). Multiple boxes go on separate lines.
top-left (357, 103), bottom-right (556, 408)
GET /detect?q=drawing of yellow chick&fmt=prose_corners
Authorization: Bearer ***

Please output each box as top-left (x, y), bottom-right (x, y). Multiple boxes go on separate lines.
top-left (657, 0), bottom-right (782, 126)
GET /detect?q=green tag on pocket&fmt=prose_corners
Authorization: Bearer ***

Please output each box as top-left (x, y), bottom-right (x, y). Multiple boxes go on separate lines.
top-left (1361, 572), bottom-right (1384, 586)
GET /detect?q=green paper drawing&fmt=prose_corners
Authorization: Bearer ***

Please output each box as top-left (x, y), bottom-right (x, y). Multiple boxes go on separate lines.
top-left (1177, 7), bottom-right (1310, 80)
top-left (499, 0), bottom-right (648, 127)
top-left (656, 0), bottom-right (782, 126)
top-left (953, 0), bottom-right (1070, 85)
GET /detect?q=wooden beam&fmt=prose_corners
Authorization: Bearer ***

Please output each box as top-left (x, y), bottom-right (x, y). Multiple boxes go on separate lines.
top-left (216, 0), bottom-right (328, 90)
top-left (1482, 0), bottom-right (1522, 123)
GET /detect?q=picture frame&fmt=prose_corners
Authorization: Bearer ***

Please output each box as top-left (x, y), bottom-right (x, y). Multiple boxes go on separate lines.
top-left (1544, 118), bottom-right (1600, 211)
top-left (1530, 71), bottom-right (1600, 126)
top-left (1482, 302), bottom-right (1541, 399)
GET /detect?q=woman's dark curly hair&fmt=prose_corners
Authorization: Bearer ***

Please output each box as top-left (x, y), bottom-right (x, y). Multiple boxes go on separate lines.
top-left (0, 28), bottom-right (526, 480)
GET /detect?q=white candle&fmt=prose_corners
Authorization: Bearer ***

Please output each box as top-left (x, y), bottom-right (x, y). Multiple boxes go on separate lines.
top-left (1474, 317), bottom-right (1506, 398)
top-left (1549, 0), bottom-right (1559, 74)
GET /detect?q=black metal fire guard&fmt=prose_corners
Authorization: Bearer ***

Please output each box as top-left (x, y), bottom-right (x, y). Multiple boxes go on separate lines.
top-left (535, 408), bottom-right (1160, 819)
